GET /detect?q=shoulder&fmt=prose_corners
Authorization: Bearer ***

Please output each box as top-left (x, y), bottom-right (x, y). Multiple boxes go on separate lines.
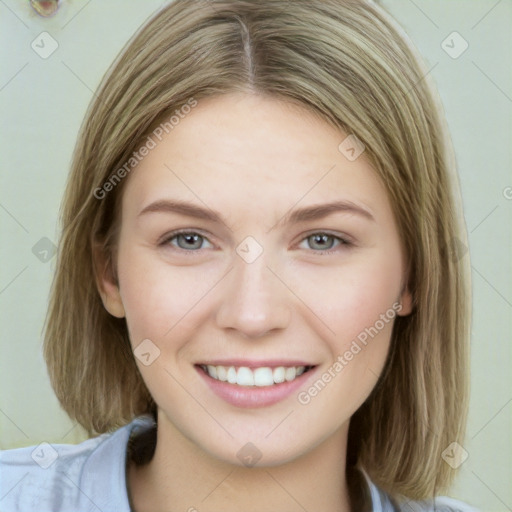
top-left (362, 470), bottom-right (480, 512)
top-left (0, 415), bottom-right (155, 512)
top-left (0, 434), bottom-right (108, 512)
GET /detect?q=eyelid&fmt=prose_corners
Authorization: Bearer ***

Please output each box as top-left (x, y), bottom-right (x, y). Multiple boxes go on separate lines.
top-left (158, 229), bottom-right (215, 249)
top-left (159, 229), bottom-right (355, 254)
top-left (295, 231), bottom-right (353, 253)
top-left (298, 229), bottom-right (354, 244)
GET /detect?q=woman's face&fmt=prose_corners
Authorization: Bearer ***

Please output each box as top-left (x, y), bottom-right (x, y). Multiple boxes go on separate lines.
top-left (100, 93), bottom-right (412, 466)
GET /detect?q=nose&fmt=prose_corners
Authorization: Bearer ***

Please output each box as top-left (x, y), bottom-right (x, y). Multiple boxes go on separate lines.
top-left (215, 249), bottom-right (291, 339)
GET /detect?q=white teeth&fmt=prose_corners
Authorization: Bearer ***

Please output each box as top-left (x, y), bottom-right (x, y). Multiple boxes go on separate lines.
top-left (216, 365), bottom-right (227, 381)
top-left (207, 365), bottom-right (217, 379)
top-left (273, 366), bottom-right (285, 383)
top-left (285, 367), bottom-right (296, 382)
top-left (253, 367), bottom-right (274, 387)
top-left (203, 364), bottom-right (309, 386)
top-left (236, 367), bottom-right (254, 386)
top-left (227, 366), bottom-right (237, 384)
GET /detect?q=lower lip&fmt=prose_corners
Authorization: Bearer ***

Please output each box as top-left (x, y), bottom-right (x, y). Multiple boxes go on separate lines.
top-left (196, 366), bottom-right (317, 408)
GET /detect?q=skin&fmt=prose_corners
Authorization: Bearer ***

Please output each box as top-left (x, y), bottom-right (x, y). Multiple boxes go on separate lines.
top-left (98, 93), bottom-right (412, 512)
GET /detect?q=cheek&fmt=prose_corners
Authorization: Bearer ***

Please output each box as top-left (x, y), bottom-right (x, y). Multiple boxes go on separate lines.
top-left (116, 245), bottom-right (223, 345)
top-left (292, 259), bottom-right (401, 416)
top-left (289, 251), bottom-right (403, 346)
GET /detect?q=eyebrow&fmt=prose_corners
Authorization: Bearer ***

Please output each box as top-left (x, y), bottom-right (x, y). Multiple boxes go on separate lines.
top-left (137, 198), bottom-right (375, 228)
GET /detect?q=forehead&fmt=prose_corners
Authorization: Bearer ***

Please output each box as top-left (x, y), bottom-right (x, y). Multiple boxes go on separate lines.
top-left (121, 93), bottom-right (390, 223)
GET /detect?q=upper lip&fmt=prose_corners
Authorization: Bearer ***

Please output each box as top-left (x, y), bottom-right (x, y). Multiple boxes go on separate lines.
top-left (196, 359), bottom-right (316, 369)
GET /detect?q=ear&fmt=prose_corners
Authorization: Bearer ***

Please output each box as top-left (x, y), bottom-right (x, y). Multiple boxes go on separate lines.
top-left (92, 243), bottom-right (125, 318)
top-left (397, 285), bottom-right (413, 316)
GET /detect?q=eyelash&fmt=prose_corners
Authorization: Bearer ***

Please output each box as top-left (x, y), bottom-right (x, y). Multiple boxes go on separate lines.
top-left (158, 229), bottom-right (353, 255)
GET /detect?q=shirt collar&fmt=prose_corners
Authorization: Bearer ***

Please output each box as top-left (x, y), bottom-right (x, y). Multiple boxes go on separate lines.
top-left (79, 416), bottom-right (154, 511)
top-left (79, 416), bottom-right (396, 512)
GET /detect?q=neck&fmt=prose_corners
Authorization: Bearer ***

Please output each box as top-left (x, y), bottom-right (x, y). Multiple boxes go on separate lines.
top-left (128, 414), bottom-right (355, 512)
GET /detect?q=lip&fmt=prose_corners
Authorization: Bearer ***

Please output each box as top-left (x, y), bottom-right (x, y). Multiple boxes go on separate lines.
top-left (195, 364), bottom-right (318, 408)
top-left (197, 359), bottom-right (314, 369)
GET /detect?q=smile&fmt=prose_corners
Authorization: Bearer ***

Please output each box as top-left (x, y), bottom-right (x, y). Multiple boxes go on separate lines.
top-left (196, 360), bottom-right (318, 408)
top-left (199, 364), bottom-right (314, 387)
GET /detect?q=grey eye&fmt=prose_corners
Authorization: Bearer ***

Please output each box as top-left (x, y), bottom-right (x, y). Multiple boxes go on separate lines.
top-left (306, 233), bottom-right (337, 250)
top-left (174, 233), bottom-right (204, 250)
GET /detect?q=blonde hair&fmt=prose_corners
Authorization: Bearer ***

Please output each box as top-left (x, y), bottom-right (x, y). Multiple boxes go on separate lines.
top-left (43, 0), bottom-right (471, 502)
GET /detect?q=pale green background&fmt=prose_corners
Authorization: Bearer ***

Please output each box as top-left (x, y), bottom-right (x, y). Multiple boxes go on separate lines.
top-left (0, 1), bottom-right (511, 510)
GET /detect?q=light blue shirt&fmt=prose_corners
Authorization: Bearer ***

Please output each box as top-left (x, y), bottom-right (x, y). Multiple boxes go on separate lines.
top-left (0, 415), bottom-right (479, 511)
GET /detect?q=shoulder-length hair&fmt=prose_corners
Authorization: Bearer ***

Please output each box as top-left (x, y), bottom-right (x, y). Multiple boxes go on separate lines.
top-left (43, 0), bottom-right (471, 502)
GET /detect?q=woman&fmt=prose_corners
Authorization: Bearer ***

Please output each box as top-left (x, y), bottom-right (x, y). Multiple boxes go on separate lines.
top-left (0, 1), bottom-right (478, 510)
